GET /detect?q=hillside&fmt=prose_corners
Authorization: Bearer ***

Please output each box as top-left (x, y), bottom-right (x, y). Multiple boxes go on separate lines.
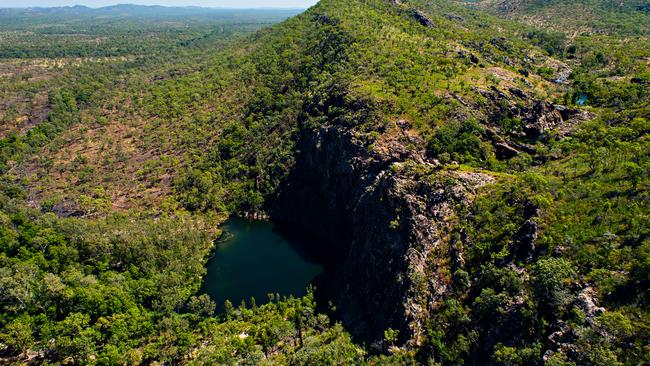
top-left (11, 0), bottom-right (592, 213)
top-left (1, 0), bottom-right (648, 365)
top-left (467, 0), bottom-right (650, 35)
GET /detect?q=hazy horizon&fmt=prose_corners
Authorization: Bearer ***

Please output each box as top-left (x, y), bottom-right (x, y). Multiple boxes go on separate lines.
top-left (0, 0), bottom-right (317, 8)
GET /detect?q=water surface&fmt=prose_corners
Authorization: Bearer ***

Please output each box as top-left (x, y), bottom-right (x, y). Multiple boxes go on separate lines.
top-left (577, 94), bottom-right (588, 106)
top-left (200, 218), bottom-right (323, 310)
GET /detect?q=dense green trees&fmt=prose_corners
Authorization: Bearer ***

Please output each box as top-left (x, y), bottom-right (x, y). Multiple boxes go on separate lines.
top-left (429, 119), bottom-right (489, 164)
top-left (0, 196), bottom-right (217, 362)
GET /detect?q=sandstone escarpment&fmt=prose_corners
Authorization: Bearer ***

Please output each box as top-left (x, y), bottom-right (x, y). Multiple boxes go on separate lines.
top-left (274, 117), bottom-right (494, 346)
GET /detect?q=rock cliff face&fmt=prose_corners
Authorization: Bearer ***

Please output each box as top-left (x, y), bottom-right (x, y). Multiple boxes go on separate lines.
top-left (274, 118), bottom-right (494, 345)
top-left (271, 78), bottom-right (592, 348)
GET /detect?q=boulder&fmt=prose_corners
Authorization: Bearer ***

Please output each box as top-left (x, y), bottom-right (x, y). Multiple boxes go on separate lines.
top-left (412, 10), bottom-right (435, 28)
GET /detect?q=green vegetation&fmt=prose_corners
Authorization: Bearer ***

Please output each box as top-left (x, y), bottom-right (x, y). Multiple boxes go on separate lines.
top-left (0, 6), bottom-right (299, 59)
top-left (0, 193), bottom-right (218, 363)
top-left (469, 0), bottom-right (650, 35)
top-left (0, 0), bottom-right (648, 364)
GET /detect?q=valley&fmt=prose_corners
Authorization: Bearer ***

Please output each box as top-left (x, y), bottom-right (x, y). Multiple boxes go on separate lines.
top-left (0, 1), bottom-right (648, 365)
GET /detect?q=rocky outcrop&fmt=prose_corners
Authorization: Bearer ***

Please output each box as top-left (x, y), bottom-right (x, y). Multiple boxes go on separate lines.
top-left (523, 102), bottom-right (591, 139)
top-left (274, 118), bottom-right (493, 345)
top-left (576, 286), bottom-right (606, 323)
top-left (494, 141), bottom-right (523, 159)
top-left (543, 286), bottom-right (607, 361)
top-left (476, 86), bottom-right (593, 158)
top-left (412, 10), bottom-right (435, 28)
top-left (390, 0), bottom-right (435, 28)
top-left (446, 14), bottom-right (465, 22)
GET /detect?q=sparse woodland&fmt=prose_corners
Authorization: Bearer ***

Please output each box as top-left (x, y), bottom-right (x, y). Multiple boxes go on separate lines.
top-left (0, 1), bottom-right (648, 365)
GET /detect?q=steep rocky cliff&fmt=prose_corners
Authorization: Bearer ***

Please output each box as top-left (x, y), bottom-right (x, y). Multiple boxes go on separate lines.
top-left (270, 59), bottom-right (590, 349)
top-left (274, 111), bottom-right (495, 346)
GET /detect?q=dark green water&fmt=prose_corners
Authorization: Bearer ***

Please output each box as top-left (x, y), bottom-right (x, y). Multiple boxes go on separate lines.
top-left (200, 218), bottom-right (323, 310)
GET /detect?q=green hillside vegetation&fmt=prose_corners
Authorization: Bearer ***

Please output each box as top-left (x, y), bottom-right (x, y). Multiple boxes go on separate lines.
top-left (13, 0), bottom-right (582, 212)
top-left (0, 0), bottom-right (648, 365)
top-left (468, 0), bottom-right (650, 35)
top-left (0, 7), bottom-right (299, 59)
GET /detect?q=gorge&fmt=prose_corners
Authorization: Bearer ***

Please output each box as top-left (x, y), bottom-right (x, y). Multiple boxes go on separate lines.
top-left (0, 0), bottom-right (647, 364)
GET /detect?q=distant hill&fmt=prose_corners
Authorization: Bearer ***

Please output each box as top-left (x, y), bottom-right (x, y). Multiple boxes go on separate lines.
top-left (0, 4), bottom-right (304, 23)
